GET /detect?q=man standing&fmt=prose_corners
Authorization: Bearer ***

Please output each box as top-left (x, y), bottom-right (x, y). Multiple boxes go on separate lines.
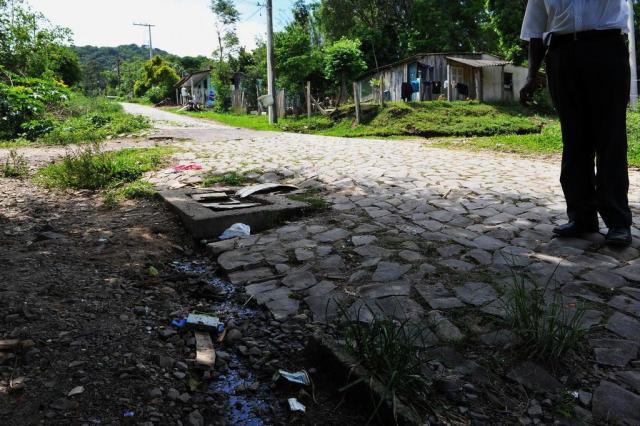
top-left (520, 0), bottom-right (634, 246)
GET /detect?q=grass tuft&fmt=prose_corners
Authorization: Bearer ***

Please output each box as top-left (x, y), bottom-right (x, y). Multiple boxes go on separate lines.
top-left (1, 149), bottom-right (29, 178)
top-left (35, 144), bottom-right (173, 190)
top-left (503, 267), bottom-right (587, 362)
top-left (338, 301), bottom-right (429, 423)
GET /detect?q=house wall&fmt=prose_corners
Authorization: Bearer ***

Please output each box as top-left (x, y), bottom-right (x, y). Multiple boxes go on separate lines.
top-left (481, 67), bottom-right (504, 103)
top-left (360, 53), bottom-right (483, 101)
top-left (505, 64), bottom-right (529, 103)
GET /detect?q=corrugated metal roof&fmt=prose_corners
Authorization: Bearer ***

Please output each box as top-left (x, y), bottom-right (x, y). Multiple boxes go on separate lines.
top-left (446, 57), bottom-right (510, 68)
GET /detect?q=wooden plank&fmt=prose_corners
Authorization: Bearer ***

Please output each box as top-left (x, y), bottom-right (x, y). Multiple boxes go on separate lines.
top-left (306, 81), bottom-right (312, 118)
top-left (195, 331), bottom-right (216, 367)
top-left (353, 82), bottom-right (361, 124)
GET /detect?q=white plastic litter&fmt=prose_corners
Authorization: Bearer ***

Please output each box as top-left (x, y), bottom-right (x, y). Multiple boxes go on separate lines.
top-left (219, 223), bottom-right (251, 240)
top-left (288, 398), bottom-right (306, 413)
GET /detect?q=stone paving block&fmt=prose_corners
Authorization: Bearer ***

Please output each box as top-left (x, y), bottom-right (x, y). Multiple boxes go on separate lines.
top-left (439, 259), bottom-right (475, 272)
top-left (464, 248), bottom-right (493, 266)
top-left (377, 296), bottom-right (425, 321)
top-left (560, 282), bottom-right (605, 304)
top-left (590, 338), bottom-right (639, 367)
top-left (618, 371), bottom-right (640, 393)
top-left (621, 286), bottom-right (640, 301)
top-left (255, 286), bottom-right (291, 305)
top-left (314, 228), bottom-right (349, 243)
top-left (282, 269), bottom-right (317, 291)
top-left (436, 244), bottom-right (464, 258)
top-left (245, 280), bottom-right (279, 297)
top-left (346, 299), bottom-right (384, 323)
top-left (398, 250), bottom-right (425, 263)
top-left (371, 261), bottom-right (411, 281)
top-left (304, 291), bottom-right (349, 323)
top-left (426, 311), bottom-right (463, 342)
top-left (358, 280), bottom-right (411, 299)
top-left (507, 361), bottom-right (562, 393)
top-left (354, 245), bottom-right (393, 259)
top-left (454, 282), bottom-right (498, 306)
top-left (479, 299), bottom-right (507, 318)
top-left (583, 269), bottom-right (628, 289)
top-left (217, 249), bottom-right (265, 272)
top-left (352, 235), bottom-right (377, 246)
top-left (295, 248), bottom-right (314, 262)
top-left (265, 297), bottom-right (300, 321)
top-left (613, 263), bottom-right (640, 282)
top-left (228, 267), bottom-right (275, 285)
top-left (606, 312), bottom-right (640, 341)
top-left (472, 235), bottom-right (507, 250)
top-left (592, 381), bottom-right (640, 425)
top-left (305, 280), bottom-right (337, 297)
top-left (478, 329), bottom-right (518, 347)
top-left (608, 295), bottom-right (640, 318)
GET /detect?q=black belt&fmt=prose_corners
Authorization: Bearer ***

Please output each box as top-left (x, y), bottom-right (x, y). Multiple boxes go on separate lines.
top-left (547, 29), bottom-right (624, 49)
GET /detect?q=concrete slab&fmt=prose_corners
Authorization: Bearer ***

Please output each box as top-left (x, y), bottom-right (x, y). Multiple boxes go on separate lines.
top-left (159, 189), bottom-right (309, 239)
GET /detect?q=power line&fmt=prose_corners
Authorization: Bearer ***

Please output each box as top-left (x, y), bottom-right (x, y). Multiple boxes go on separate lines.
top-left (133, 22), bottom-right (156, 60)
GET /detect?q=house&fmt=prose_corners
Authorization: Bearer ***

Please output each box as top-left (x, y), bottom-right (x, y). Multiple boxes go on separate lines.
top-left (356, 52), bottom-right (530, 104)
top-left (175, 69), bottom-right (213, 107)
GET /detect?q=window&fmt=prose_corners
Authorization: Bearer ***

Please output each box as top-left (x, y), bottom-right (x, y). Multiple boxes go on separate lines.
top-left (504, 73), bottom-right (513, 91)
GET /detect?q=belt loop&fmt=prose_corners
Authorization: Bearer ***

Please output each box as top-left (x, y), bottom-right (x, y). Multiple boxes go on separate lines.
top-left (573, 31), bottom-right (578, 41)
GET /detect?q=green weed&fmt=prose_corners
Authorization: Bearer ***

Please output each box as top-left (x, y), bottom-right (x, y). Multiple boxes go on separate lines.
top-left (338, 301), bottom-right (429, 424)
top-left (503, 267), bottom-right (587, 362)
top-left (35, 144), bottom-right (173, 190)
top-left (1, 149), bottom-right (29, 178)
top-left (287, 190), bottom-right (328, 210)
top-left (103, 180), bottom-right (157, 207)
top-left (202, 170), bottom-right (260, 187)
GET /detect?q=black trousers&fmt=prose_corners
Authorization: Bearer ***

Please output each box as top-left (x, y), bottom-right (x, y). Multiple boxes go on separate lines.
top-left (546, 34), bottom-right (632, 228)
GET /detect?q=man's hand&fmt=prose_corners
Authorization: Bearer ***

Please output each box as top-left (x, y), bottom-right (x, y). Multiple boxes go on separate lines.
top-left (520, 78), bottom-right (538, 106)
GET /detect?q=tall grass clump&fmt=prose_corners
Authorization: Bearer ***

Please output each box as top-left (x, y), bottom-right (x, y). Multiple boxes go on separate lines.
top-left (503, 268), bottom-right (587, 362)
top-left (35, 144), bottom-right (172, 190)
top-left (338, 302), bottom-right (430, 423)
top-left (1, 149), bottom-right (29, 178)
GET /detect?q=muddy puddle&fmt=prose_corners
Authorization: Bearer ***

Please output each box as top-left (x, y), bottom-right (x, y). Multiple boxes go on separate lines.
top-left (171, 260), bottom-right (271, 425)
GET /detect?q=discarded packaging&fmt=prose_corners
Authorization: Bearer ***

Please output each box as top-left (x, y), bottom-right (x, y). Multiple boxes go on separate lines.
top-left (236, 183), bottom-right (299, 198)
top-left (186, 313), bottom-right (224, 333)
top-left (67, 386), bottom-right (84, 397)
top-left (276, 370), bottom-right (311, 386)
top-left (288, 398), bottom-right (306, 413)
top-left (195, 331), bottom-right (216, 367)
top-left (219, 223), bottom-right (251, 240)
top-left (171, 319), bottom-right (187, 328)
top-left (174, 163), bottom-right (203, 172)
top-left (123, 411), bottom-right (135, 417)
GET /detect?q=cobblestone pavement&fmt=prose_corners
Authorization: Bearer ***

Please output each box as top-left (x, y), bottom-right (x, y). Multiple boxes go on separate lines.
top-left (125, 103), bottom-right (640, 424)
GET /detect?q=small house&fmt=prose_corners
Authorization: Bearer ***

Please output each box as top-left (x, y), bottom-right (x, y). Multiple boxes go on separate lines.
top-left (175, 69), bottom-right (213, 107)
top-left (357, 52), bottom-right (530, 103)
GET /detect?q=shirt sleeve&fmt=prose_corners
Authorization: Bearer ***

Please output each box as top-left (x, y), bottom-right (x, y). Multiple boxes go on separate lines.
top-left (520, 0), bottom-right (548, 40)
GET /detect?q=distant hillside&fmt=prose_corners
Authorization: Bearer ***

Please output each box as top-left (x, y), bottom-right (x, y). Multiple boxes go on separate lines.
top-left (73, 44), bottom-right (172, 71)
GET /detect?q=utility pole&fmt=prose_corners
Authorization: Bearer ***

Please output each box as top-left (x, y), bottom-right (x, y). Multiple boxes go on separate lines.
top-left (133, 23), bottom-right (155, 59)
top-left (629, 0), bottom-right (638, 110)
top-left (266, 0), bottom-right (277, 124)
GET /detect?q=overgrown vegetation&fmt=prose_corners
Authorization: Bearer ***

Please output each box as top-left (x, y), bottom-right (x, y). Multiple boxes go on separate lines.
top-left (339, 302), bottom-right (429, 423)
top-left (503, 270), bottom-right (587, 362)
top-left (35, 144), bottom-right (173, 190)
top-left (287, 190), bottom-right (329, 211)
top-left (173, 101), bottom-right (544, 138)
top-left (202, 170), bottom-right (260, 187)
top-left (1, 149), bottom-right (29, 178)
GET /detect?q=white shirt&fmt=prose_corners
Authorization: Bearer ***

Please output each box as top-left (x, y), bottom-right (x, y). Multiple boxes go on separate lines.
top-left (520, 0), bottom-right (630, 41)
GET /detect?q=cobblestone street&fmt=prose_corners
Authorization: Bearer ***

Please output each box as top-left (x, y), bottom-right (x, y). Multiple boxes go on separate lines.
top-left (125, 103), bottom-right (640, 424)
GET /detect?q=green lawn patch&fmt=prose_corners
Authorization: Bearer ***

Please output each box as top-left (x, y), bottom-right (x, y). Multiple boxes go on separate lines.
top-left (168, 101), bottom-right (544, 139)
top-left (433, 111), bottom-right (640, 167)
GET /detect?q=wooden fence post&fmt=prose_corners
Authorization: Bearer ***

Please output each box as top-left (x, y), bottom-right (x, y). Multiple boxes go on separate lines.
top-left (306, 81), bottom-right (312, 118)
top-left (380, 78), bottom-right (385, 107)
top-left (353, 82), bottom-right (361, 124)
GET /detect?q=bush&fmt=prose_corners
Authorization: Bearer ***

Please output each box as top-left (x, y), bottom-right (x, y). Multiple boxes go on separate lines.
top-left (19, 119), bottom-right (56, 141)
top-left (1, 149), bottom-right (29, 178)
top-left (145, 86), bottom-right (167, 104)
top-left (35, 144), bottom-right (173, 190)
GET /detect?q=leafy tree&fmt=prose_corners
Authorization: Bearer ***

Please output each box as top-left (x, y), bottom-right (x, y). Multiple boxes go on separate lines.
top-left (486, 0), bottom-right (527, 64)
top-left (210, 0), bottom-right (240, 63)
top-left (133, 56), bottom-right (179, 101)
top-left (323, 38), bottom-right (367, 105)
top-left (0, 0), bottom-right (80, 82)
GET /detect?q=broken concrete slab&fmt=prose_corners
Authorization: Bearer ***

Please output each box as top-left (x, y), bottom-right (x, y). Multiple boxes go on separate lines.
top-left (590, 338), bottom-right (639, 367)
top-left (217, 250), bottom-right (264, 272)
top-left (507, 361), bottom-right (562, 394)
top-left (592, 381), bottom-right (640, 425)
top-left (227, 267), bottom-right (276, 285)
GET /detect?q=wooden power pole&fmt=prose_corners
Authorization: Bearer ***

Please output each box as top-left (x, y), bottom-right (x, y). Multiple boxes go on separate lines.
top-left (266, 0), bottom-right (277, 124)
top-left (133, 23), bottom-right (155, 59)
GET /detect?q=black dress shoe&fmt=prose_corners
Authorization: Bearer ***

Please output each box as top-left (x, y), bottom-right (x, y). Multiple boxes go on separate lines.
top-left (606, 227), bottom-right (632, 247)
top-left (553, 221), bottom-right (599, 238)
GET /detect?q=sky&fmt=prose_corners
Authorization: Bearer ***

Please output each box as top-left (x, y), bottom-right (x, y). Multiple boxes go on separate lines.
top-left (25, 0), bottom-right (298, 57)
